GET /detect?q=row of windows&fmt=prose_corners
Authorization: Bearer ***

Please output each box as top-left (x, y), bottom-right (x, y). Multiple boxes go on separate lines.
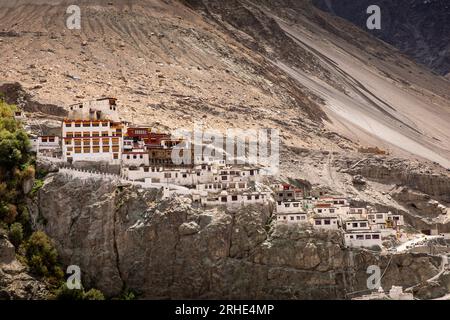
top-left (125, 154), bottom-right (145, 160)
top-left (71, 146), bottom-right (120, 153)
top-left (40, 137), bottom-right (56, 143)
top-left (279, 215), bottom-right (307, 221)
top-left (65, 138), bottom-right (120, 145)
top-left (347, 222), bottom-right (368, 228)
top-left (65, 122), bottom-right (109, 128)
top-left (347, 234), bottom-right (380, 240)
top-left (65, 132), bottom-right (121, 138)
top-left (315, 219), bottom-right (336, 225)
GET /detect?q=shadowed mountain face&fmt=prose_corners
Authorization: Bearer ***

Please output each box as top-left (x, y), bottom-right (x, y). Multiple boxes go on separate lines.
top-left (313, 0), bottom-right (450, 77)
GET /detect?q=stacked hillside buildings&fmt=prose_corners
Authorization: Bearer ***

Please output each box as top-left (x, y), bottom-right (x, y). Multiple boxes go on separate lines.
top-left (274, 183), bottom-right (405, 249)
top-left (28, 98), bottom-right (406, 250)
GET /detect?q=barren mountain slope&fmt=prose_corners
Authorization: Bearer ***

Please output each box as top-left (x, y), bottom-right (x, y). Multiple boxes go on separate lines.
top-left (1, 0), bottom-right (449, 168)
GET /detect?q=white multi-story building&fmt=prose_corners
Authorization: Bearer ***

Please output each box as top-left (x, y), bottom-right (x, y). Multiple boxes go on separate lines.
top-left (62, 119), bottom-right (124, 164)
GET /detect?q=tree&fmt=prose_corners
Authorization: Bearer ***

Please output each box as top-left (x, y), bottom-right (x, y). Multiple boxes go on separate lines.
top-left (8, 222), bottom-right (23, 247)
top-left (23, 231), bottom-right (63, 281)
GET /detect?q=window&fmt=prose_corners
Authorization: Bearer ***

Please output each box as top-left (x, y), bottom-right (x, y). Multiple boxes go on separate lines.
top-left (75, 132), bottom-right (82, 137)
top-left (65, 123), bottom-right (72, 127)
top-left (255, 195), bottom-right (259, 200)
top-left (221, 176), bottom-right (228, 181)
top-left (318, 209), bottom-right (322, 213)
top-left (360, 223), bottom-right (367, 228)
top-left (83, 132), bottom-right (90, 137)
top-left (102, 138), bottom-right (110, 144)
top-left (113, 153), bottom-right (118, 160)
top-left (182, 174), bottom-right (187, 178)
top-left (92, 122), bottom-right (99, 127)
top-left (67, 147), bottom-right (73, 152)
top-left (324, 219), bottom-right (331, 225)
top-left (66, 132), bottom-right (73, 137)
top-left (296, 216), bottom-right (300, 220)
top-left (83, 147), bottom-right (91, 153)
top-left (41, 138), bottom-right (48, 143)
top-left (358, 209), bottom-right (363, 214)
top-left (101, 122), bottom-right (108, 127)
top-left (112, 138), bottom-right (119, 145)
top-left (83, 140), bottom-right (90, 146)
top-left (102, 131), bottom-right (109, 137)
top-left (83, 122), bottom-right (90, 127)
top-left (352, 223), bottom-right (358, 228)
top-left (247, 195), bottom-right (252, 200)
top-left (221, 197), bottom-right (227, 203)
top-left (365, 235), bottom-right (371, 240)
top-left (92, 139), bottom-right (100, 146)
top-left (293, 203), bottom-right (299, 208)
top-left (92, 147), bottom-right (100, 153)
top-left (290, 217), bottom-right (294, 221)
top-left (74, 140), bottom-right (81, 146)
top-left (92, 132), bottom-right (100, 137)
top-left (372, 235), bottom-right (380, 240)
top-left (75, 147), bottom-right (82, 153)
top-left (75, 123), bottom-right (81, 127)
top-left (232, 196), bottom-right (238, 201)
top-left (133, 155), bottom-right (137, 159)
top-left (330, 209), bottom-right (335, 213)
top-left (103, 146), bottom-right (110, 152)
top-left (112, 146), bottom-right (120, 153)
top-left (164, 173), bottom-right (171, 178)
top-left (376, 214), bottom-right (383, 219)
top-left (285, 203), bottom-right (290, 208)
top-left (315, 220), bottom-right (322, 225)
top-left (356, 235), bottom-right (364, 240)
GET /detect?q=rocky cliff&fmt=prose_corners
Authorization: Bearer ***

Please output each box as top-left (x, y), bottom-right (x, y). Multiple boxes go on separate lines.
top-left (30, 172), bottom-right (447, 299)
top-left (0, 234), bottom-right (49, 299)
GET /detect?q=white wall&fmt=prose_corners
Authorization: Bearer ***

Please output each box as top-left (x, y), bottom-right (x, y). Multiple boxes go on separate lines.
top-left (344, 232), bottom-right (382, 248)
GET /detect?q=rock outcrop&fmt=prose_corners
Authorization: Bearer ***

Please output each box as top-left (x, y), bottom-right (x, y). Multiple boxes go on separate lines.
top-left (0, 234), bottom-right (49, 300)
top-left (31, 172), bottom-right (448, 299)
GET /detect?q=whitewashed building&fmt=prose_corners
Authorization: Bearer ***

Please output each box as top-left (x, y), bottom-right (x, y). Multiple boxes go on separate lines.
top-left (122, 151), bottom-right (149, 167)
top-left (313, 215), bottom-right (340, 230)
top-left (277, 212), bottom-right (309, 224)
top-left (344, 219), bottom-right (371, 231)
top-left (344, 231), bottom-right (382, 248)
top-left (67, 97), bottom-right (120, 122)
top-left (276, 200), bottom-right (306, 214)
top-left (62, 119), bottom-right (124, 164)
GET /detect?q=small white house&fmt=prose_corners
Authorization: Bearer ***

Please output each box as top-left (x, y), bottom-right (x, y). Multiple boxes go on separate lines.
top-left (122, 151), bottom-right (149, 167)
top-left (345, 219), bottom-right (371, 232)
top-left (313, 216), bottom-right (340, 230)
top-left (277, 200), bottom-right (305, 214)
top-left (348, 207), bottom-right (368, 216)
top-left (388, 213), bottom-right (405, 227)
top-left (276, 212), bottom-right (309, 224)
top-left (367, 212), bottom-right (388, 225)
top-left (344, 231), bottom-right (382, 248)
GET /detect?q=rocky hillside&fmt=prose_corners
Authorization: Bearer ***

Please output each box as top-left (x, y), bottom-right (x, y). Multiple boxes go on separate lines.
top-left (313, 0), bottom-right (450, 77)
top-left (30, 172), bottom-right (447, 299)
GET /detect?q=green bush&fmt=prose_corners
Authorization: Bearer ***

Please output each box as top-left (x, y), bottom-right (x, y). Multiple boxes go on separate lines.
top-left (8, 222), bottom-right (23, 248)
top-left (54, 283), bottom-right (105, 300)
top-left (22, 231), bottom-right (63, 281)
top-left (84, 288), bottom-right (105, 300)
